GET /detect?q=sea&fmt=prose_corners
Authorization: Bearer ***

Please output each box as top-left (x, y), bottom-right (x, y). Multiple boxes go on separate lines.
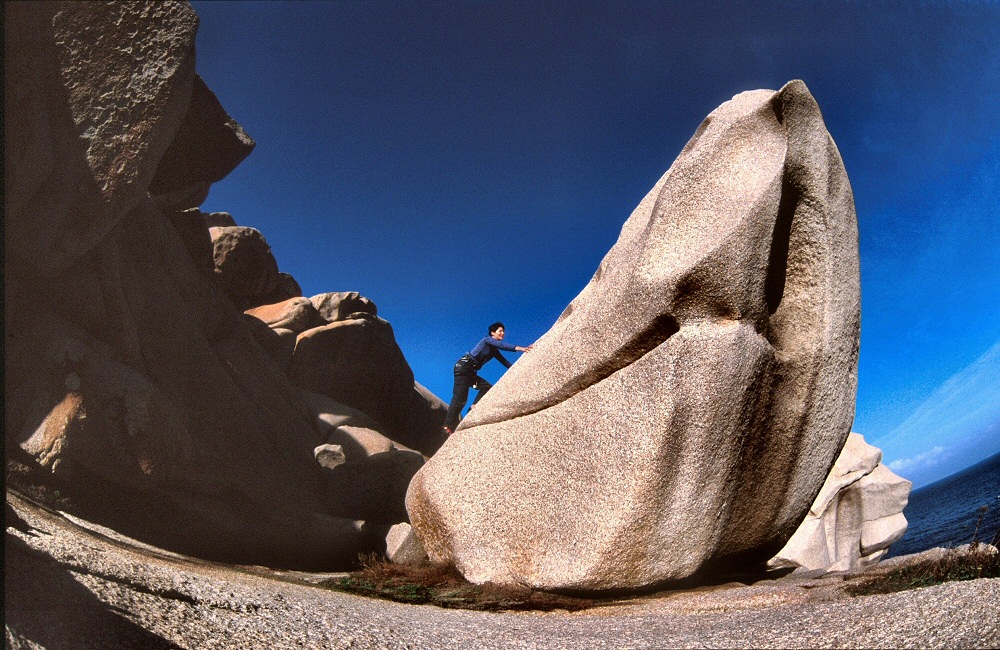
top-left (886, 450), bottom-right (1000, 558)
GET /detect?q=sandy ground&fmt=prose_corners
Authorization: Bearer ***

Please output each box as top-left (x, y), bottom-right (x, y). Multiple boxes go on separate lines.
top-left (6, 491), bottom-right (999, 649)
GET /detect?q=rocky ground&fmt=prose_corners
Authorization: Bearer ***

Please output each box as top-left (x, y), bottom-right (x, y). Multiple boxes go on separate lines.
top-left (6, 491), bottom-right (998, 649)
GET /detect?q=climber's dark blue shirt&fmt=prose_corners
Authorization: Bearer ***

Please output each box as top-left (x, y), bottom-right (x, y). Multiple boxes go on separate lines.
top-left (467, 336), bottom-right (517, 369)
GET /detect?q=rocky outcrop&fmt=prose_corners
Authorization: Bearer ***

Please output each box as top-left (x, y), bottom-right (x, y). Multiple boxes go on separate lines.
top-left (4, 1), bottom-right (197, 277)
top-left (245, 297), bottom-right (325, 333)
top-left (289, 314), bottom-right (448, 455)
top-left (408, 80), bottom-right (861, 591)
top-left (150, 74), bottom-right (256, 210)
top-left (4, 1), bottom-right (442, 570)
top-left (209, 225), bottom-right (281, 308)
top-left (311, 291), bottom-right (378, 321)
top-left (306, 392), bottom-right (424, 525)
top-left (386, 522), bottom-right (430, 565)
top-left (769, 433), bottom-right (911, 572)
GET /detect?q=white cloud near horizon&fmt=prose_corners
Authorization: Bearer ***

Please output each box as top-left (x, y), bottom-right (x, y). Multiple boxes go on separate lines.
top-left (887, 445), bottom-right (948, 473)
top-left (872, 337), bottom-right (1000, 486)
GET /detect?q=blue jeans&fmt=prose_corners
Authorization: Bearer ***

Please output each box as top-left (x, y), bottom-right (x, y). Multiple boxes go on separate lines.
top-left (443, 356), bottom-right (492, 430)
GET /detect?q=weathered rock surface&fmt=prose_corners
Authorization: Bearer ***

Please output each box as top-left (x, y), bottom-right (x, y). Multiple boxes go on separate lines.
top-left (408, 80), bottom-right (861, 591)
top-left (386, 522), bottom-right (430, 565)
top-left (4, 2), bottom-right (198, 278)
top-left (165, 207), bottom-right (216, 272)
top-left (245, 297), bottom-right (325, 333)
top-left (203, 210), bottom-right (238, 227)
top-left (260, 272), bottom-right (304, 305)
top-left (7, 492), bottom-right (1000, 650)
top-left (209, 225), bottom-right (281, 307)
top-left (306, 391), bottom-right (400, 459)
top-left (770, 433), bottom-right (911, 572)
top-left (290, 314), bottom-right (448, 455)
top-left (310, 291), bottom-right (378, 321)
top-left (4, 1), bottom-right (408, 569)
top-left (150, 73), bottom-right (256, 209)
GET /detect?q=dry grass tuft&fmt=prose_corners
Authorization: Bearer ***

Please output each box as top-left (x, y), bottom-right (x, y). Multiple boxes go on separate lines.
top-left (847, 545), bottom-right (1000, 597)
top-left (323, 554), bottom-right (595, 611)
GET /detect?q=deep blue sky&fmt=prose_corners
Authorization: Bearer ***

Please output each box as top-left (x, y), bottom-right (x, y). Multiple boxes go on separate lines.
top-left (191, 1), bottom-right (999, 488)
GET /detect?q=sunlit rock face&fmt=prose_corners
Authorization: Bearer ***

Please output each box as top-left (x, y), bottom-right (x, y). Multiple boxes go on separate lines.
top-left (769, 433), bottom-right (911, 573)
top-left (407, 80), bottom-right (861, 592)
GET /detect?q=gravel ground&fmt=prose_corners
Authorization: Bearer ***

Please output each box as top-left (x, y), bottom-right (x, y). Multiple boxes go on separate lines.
top-left (6, 491), bottom-right (999, 649)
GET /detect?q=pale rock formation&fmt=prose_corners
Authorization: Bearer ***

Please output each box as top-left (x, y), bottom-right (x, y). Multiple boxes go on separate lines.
top-left (203, 211), bottom-right (238, 228)
top-left (769, 433), bottom-right (911, 572)
top-left (386, 523), bottom-right (430, 565)
top-left (310, 291), bottom-right (378, 322)
top-left (314, 444), bottom-right (348, 470)
top-left (408, 80), bottom-right (861, 591)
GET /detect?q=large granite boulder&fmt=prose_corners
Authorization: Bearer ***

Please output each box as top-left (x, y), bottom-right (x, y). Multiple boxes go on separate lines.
top-left (769, 433), bottom-right (911, 572)
top-left (149, 74), bottom-right (256, 209)
top-left (306, 392), bottom-right (424, 525)
top-left (310, 291), bottom-right (378, 322)
top-left (165, 207), bottom-right (216, 273)
top-left (209, 225), bottom-right (281, 308)
top-left (289, 314), bottom-right (448, 455)
top-left (4, 1), bottom-right (197, 277)
top-left (245, 297), bottom-right (325, 334)
top-left (4, 2), bottom-right (384, 569)
top-left (407, 80), bottom-right (861, 591)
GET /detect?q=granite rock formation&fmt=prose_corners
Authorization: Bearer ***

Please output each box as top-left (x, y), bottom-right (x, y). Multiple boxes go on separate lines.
top-left (287, 313), bottom-right (448, 455)
top-left (408, 80), bottom-right (861, 591)
top-left (150, 74), bottom-right (256, 210)
top-left (769, 433), bottom-right (911, 572)
top-left (5, 1), bottom-right (443, 569)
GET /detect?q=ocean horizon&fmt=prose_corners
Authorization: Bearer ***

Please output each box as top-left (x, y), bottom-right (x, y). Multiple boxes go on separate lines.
top-left (887, 450), bottom-right (1000, 558)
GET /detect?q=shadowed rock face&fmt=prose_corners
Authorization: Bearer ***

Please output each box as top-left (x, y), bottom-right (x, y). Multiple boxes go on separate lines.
top-left (4, 1), bottom-right (386, 569)
top-left (407, 80), bottom-right (861, 592)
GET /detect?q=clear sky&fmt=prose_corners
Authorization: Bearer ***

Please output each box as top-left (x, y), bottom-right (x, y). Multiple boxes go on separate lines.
top-left (190, 1), bottom-right (999, 489)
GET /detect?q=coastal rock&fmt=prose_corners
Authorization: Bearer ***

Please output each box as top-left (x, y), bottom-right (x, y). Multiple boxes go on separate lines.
top-left (310, 292), bottom-right (378, 322)
top-left (314, 444), bottom-right (347, 469)
top-left (245, 297), bottom-right (325, 334)
top-left (209, 226), bottom-right (280, 305)
top-left (150, 74), bottom-right (256, 208)
top-left (306, 391), bottom-right (399, 459)
top-left (386, 523), bottom-right (430, 565)
top-left (322, 448), bottom-right (424, 524)
top-left (166, 207), bottom-right (215, 273)
top-left (241, 316), bottom-right (297, 372)
top-left (203, 211), bottom-right (238, 227)
top-left (289, 314), bottom-right (445, 455)
top-left (4, 1), bottom-right (198, 277)
top-left (260, 272), bottom-right (304, 305)
top-left (4, 2), bottom-right (387, 569)
top-left (407, 80), bottom-right (861, 591)
top-left (769, 433), bottom-right (911, 572)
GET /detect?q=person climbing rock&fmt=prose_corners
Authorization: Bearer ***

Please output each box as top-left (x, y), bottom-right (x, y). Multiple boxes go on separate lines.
top-left (443, 322), bottom-right (532, 434)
